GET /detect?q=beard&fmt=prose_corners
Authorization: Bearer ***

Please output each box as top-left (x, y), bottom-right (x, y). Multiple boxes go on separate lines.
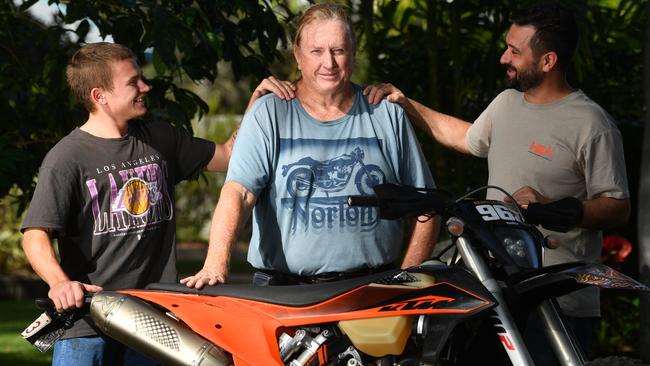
top-left (504, 61), bottom-right (543, 92)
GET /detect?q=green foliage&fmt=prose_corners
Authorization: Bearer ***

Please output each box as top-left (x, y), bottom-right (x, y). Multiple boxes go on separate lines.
top-left (0, 300), bottom-right (51, 365)
top-left (175, 115), bottom-right (240, 243)
top-left (0, 191), bottom-right (30, 274)
top-left (0, 2), bottom-right (82, 212)
top-left (597, 293), bottom-right (641, 354)
top-left (0, 0), bottom-right (292, 209)
top-left (574, 0), bottom-right (645, 123)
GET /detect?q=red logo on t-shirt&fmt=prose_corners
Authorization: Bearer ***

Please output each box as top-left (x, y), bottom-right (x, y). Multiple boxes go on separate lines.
top-left (528, 142), bottom-right (553, 161)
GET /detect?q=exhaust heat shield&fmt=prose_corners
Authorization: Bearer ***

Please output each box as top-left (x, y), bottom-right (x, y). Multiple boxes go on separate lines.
top-left (90, 291), bottom-right (231, 366)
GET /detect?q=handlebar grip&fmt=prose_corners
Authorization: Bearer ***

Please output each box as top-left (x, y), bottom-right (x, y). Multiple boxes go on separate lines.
top-left (35, 298), bottom-right (54, 310)
top-left (35, 294), bottom-right (95, 310)
top-left (347, 195), bottom-right (379, 207)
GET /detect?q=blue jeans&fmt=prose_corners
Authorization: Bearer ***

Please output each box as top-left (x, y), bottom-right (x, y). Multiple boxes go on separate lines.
top-left (52, 336), bottom-right (159, 366)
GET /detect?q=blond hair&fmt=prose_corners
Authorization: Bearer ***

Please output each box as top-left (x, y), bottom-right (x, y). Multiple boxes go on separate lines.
top-left (66, 42), bottom-right (135, 112)
top-left (293, 3), bottom-right (356, 52)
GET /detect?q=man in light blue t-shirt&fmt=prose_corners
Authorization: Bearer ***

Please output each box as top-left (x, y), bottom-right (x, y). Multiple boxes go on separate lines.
top-left (241, 86), bottom-right (434, 276)
top-left (183, 3), bottom-right (438, 287)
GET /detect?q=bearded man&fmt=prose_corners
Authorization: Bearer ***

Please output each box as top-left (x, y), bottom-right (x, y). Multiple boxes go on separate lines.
top-left (362, 2), bottom-right (630, 364)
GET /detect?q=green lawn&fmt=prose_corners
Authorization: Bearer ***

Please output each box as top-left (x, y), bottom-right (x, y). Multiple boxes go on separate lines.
top-left (0, 300), bottom-right (52, 366)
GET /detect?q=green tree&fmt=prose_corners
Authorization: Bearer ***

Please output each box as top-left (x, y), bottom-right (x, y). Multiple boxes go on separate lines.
top-left (0, 0), bottom-right (291, 209)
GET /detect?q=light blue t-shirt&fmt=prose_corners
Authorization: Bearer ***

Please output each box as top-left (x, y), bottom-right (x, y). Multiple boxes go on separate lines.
top-left (227, 85), bottom-right (435, 275)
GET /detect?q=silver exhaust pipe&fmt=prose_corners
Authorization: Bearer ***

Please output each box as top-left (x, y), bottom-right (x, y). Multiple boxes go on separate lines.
top-left (90, 291), bottom-right (231, 366)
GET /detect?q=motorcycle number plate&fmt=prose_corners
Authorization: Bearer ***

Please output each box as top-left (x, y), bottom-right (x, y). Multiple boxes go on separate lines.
top-left (475, 203), bottom-right (522, 223)
top-left (21, 312), bottom-right (52, 339)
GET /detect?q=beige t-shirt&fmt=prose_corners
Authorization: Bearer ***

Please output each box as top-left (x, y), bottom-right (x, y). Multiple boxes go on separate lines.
top-left (466, 89), bottom-right (629, 317)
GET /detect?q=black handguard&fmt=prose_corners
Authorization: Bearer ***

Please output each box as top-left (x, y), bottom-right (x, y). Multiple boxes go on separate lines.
top-left (347, 195), bottom-right (379, 207)
top-left (524, 197), bottom-right (583, 233)
top-left (21, 295), bottom-right (93, 352)
top-left (373, 183), bottom-right (448, 220)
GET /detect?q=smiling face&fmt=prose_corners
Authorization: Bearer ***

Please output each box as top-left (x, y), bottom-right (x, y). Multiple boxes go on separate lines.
top-left (500, 24), bottom-right (544, 92)
top-left (102, 58), bottom-right (150, 122)
top-left (293, 19), bottom-right (354, 95)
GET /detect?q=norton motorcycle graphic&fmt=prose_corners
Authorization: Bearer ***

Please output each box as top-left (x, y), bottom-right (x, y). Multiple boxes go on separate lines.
top-left (282, 147), bottom-right (385, 197)
top-left (279, 141), bottom-right (387, 232)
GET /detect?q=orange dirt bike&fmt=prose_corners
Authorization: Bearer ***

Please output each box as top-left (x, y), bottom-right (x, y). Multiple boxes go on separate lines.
top-left (23, 183), bottom-right (649, 366)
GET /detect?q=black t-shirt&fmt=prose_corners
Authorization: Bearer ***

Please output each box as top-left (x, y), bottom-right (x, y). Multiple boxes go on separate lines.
top-left (21, 120), bottom-right (215, 337)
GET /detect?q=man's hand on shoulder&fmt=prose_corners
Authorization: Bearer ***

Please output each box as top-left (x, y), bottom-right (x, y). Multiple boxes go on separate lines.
top-left (363, 83), bottom-right (406, 105)
top-left (246, 76), bottom-right (296, 112)
top-left (256, 76), bottom-right (296, 100)
top-left (180, 266), bottom-right (228, 289)
top-left (48, 280), bottom-right (102, 313)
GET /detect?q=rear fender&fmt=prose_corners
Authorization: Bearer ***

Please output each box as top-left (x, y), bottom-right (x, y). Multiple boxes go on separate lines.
top-left (512, 262), bottom-right (649, 302)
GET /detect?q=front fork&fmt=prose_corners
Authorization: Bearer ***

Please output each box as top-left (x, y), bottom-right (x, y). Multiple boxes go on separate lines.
top-left (456, 236), bottom-right (534, 365)
top-left (456, 235), bottom-right (586, 366)
top-left (537, 299), bottom-right (587, 366)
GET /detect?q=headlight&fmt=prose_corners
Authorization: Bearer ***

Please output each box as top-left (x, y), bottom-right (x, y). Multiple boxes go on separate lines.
top-left (503, 237), bottom-right (526, 258)
top-left (494, 227), bottom-right (541, 269)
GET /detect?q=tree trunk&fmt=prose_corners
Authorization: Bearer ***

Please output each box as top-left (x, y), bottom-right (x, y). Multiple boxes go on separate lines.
top-left (638, 0), bottom-right (650, 362)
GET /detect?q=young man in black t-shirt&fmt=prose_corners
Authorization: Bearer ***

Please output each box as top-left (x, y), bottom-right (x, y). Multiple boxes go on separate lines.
top-left (20, 42), bottom-right (234, 366)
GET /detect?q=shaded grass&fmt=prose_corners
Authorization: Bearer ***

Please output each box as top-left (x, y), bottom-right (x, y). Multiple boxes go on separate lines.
top-left (0, 300), bottom-right (51, 366)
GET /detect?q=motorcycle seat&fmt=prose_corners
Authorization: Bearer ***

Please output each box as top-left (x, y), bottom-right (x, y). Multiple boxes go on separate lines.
top-left (145, 269), bottom-right (404, 307)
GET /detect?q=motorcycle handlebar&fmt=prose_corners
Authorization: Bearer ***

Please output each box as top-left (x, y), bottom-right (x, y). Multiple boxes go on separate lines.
top-left (347, 195), bottom-right (379, 207)
top-left (347, 184), bottom-right (449, 220)
top-left (36, 294), bottom-right (94, 311)
top-left (352, 182), bottom-right (581, 234)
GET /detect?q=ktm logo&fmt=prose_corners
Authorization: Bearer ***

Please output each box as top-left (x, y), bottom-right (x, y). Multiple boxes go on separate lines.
top-left (378, 295), bottom-right (454, 312)
top-left (528, 142), bottom-right (553, 160)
